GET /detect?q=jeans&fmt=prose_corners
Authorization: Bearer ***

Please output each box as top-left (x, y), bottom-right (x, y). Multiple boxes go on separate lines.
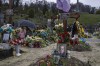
top-left (15, 44), bottom-right (20, 54)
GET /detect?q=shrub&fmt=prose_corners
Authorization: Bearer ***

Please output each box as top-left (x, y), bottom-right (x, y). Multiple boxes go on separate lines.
top-left (96, 10), bottom-right (100, 14)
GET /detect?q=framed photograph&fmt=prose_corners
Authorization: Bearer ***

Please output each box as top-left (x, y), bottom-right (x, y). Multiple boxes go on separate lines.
top-left (57, 44), bottom-right (67, 56)
top-left (3, 33), bottom-right (10, 42)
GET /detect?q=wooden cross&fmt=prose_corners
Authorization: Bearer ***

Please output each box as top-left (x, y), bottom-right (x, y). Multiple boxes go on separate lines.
top-left (55, 12), bottom-right (80, 32)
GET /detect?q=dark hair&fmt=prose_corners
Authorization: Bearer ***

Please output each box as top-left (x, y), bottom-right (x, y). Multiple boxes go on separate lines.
top-left (75, 13), bottom-right (80, 20)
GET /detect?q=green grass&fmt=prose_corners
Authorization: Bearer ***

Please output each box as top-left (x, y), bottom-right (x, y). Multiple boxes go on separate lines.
top-left (68, 13), bottom-right (100, 25)
top-left (13, 13), bottom-right (100, 25)
top-left (13, 14), bottom-right (46, 24)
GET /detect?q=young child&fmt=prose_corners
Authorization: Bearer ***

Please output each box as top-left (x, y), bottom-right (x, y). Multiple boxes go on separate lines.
top-left (12, 28), bottom-right (21, 56)
top-left (13, 38), bottom-right (22, 56)
top-left (18, 27), bottom-right (26, 44)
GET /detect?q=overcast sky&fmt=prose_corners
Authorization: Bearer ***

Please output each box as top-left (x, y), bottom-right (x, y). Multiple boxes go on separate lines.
top-left (23, 0), bottom-right (100, 8)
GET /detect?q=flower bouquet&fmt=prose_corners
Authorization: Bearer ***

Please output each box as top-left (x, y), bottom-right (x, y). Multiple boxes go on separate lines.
top-left (34, 36), bottom-right (48, 47)
top-left (25, 35), bottom-right (48, 48)
top-left (57, 32), bottom-right (70, 44)
top-left (1, 24), bottom-right (13, 33)
top-left (10, 38), bottom-right (22, 46)
top-left (47, 31), bottom-right (58, 42)
top-left (55, 23), bottom-right (64, 34)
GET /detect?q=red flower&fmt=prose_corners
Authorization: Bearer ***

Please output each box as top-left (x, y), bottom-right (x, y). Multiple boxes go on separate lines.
top-left (58, 40), bottom-right (62, 43)
top-left (10, 40), bottom-right (17, 45)
top-left (64, 32), bottom-right (68, 34)
top-left (70, 39), bottom-right (73, 45)
top-left (10, 38), bottom-right (22, 45)
top-left (58, 32), bottom-right (70, 43)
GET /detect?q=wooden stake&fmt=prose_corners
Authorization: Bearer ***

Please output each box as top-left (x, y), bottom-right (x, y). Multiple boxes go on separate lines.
top-left (63, 19), bottom-right (67, 32)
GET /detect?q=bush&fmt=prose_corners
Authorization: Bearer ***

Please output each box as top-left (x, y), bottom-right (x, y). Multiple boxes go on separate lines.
top-left (28, 9), bottom-right (34, 18)
top-left (96, 10), bottom-right (100, 14)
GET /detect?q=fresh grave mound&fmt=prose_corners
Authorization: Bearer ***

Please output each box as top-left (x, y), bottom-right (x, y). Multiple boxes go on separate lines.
top-left (66, 43), bottom-right (92, 52)
top-left (29, 56), bottom-right (90, 66)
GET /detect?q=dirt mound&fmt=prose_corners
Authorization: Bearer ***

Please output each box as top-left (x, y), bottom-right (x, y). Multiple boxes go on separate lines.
top-left (30, 56), bottom-right (91, 66)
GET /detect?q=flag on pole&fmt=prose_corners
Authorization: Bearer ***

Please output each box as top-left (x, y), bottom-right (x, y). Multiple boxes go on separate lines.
top-left (56, 0), bottom-right (71, 12)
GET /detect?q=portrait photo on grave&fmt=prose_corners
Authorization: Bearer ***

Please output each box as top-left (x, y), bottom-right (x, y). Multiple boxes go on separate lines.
top-left (57, 44), bottom-right (67, 56)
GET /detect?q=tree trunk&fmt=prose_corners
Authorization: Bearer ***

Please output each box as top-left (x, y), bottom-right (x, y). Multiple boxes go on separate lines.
top-left (0, 0), bottom-right (2, 8)
top-left (9, 0), bottom-right (13, 24)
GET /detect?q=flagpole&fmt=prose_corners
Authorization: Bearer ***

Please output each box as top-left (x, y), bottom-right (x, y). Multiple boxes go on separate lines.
top-left (77, 0), bottom-right (79, 12)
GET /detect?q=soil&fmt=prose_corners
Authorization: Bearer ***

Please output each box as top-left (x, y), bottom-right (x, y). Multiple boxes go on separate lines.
top-left (30, 56), bottom-right (91, 66)
top-left (0, 37), bottom-right (100, 66)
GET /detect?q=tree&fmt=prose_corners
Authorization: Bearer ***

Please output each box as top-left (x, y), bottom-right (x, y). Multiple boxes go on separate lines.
top-left (43, 4), bottom-right (48, 16)
top-left (84, 5), bottom-right (91, 13)
top-left (0, 0), bottom-right (2, 7)
top-left (51, 3), bottom-right (58, 16)
top-left (13, 0), bottom-right (21, 8)
top-left (90, 7), bottom-right (96, 14)
top-left (28, 8), bottom-right (34, 18)
top-left (1, 0), bottom-right (6, 4)
top-left (96, 10), bottom-right (100, 14)
top-left (71, 2), bottom-right (92, 13)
